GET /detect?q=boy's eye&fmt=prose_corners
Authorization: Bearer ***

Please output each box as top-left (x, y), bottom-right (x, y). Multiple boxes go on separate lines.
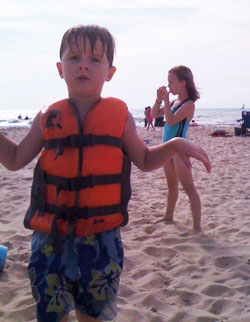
top-left (91, 56), bottom-right (101, 62)
top-left (70, 55), bottom-right (78, 60)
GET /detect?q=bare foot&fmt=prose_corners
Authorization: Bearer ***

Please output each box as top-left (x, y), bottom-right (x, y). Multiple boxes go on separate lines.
top-left (192, 227), bottom-right (202, 235)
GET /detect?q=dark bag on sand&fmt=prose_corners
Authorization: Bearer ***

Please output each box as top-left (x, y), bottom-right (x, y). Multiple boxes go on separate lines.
top-left (234, 127), bottom-right (245, 136)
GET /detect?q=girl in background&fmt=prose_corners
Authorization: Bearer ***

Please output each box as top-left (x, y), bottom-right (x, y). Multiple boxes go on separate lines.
top-left (151, 65), bottom-right (202, 232)
top-left (144, 106), bottom-right (155, 131)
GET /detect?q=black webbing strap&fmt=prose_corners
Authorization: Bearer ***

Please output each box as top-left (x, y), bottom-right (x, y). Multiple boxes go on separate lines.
top-left (44, 172), bottom-right (123, 190)
top-left (119, 153), bottom-right (132, 226)
top-left (44, 134), bottom-right (122, 150)
top-left (30, 197), bottom-right (122, 220)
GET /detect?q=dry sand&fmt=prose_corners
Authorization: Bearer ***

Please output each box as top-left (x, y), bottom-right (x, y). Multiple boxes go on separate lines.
top-left (0, 125), bottom-right (250, 322)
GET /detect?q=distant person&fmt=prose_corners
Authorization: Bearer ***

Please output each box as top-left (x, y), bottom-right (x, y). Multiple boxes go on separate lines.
top-left (144, 106), bottom-right (155, 131)
top-left (190, 119), bottom-right (199, 127)
top-left (144, 110), bottom-right (148, 127)
top-left (154, 116), bottom-right (164, 127)
top-left (151, 65), bottom-right (203, 232)
top-left (0, 26), bottom-right (211, 322)
top-left (18, 114), bottom-right (22, 120)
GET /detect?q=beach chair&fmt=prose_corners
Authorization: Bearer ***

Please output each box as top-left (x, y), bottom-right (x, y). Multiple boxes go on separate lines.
top-left (235, 111), bottom-right (250, 136)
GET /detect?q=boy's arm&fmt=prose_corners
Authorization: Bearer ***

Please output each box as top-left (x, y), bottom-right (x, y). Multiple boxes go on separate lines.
top-left (122, 112), bottom-right (211, 172)
top-left (0, 112), bottom-right (45, 171)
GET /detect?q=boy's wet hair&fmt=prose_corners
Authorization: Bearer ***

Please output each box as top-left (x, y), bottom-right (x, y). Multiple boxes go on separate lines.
top-left (59, 25), bottom-right (116, 67)
top-left (169, 65), bottom-right (200, 102)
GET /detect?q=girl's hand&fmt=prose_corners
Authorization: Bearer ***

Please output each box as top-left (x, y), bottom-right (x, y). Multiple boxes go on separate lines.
top-left (157, 86), bottom-right (168, 104)
top-left (162, 87), bottom-right (170, 106)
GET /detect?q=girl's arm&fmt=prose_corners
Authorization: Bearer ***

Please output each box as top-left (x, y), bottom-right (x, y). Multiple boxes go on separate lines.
top-left (0, 112), bottom-right (45, 171)
top-left (151, 100), bottom-right (165, 118)
top-left (122, 111), bottom-right (211, 173)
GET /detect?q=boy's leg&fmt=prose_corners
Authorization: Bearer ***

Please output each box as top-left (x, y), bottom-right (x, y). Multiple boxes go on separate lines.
top-left (29, 229), bottom-right (123, 321)
top-left (75, 310), bottom-right (101, 322)
top-left (28, 232), bottom-right (74, 322)
top-left (60, 314), bottom-right (69, 322)
top-left (74, 228), bottom-right (123, 321)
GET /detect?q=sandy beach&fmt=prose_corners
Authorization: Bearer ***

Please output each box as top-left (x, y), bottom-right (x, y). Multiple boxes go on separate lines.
top-left (0, 125), bottom-right (250, 322)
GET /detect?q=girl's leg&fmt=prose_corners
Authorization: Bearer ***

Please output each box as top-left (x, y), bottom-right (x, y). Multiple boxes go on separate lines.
top-left (150, 121), bottom-right (156, 131)
top-left (155, 158), bottom-right (179, 223)
top-left (174, 154), bottom-right (202, 232)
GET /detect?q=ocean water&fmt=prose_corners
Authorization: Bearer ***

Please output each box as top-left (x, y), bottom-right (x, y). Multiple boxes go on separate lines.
top-left (0, 107), bottom-right (247, 129)
top-left (0, 109), bottom-right (35, 128)
top-left (131, 108), bottom-right (246, 128)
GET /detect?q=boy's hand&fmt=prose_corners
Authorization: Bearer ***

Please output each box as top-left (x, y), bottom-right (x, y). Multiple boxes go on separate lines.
top-left (172, 137), bottom-right (211, 172)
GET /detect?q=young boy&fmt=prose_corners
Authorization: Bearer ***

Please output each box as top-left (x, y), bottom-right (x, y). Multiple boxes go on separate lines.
top-left (0, 25), bottom-right (211, 322)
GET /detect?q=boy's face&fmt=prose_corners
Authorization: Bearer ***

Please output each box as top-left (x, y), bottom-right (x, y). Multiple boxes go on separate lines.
top-left (57, 36), bottom-right (116, 99)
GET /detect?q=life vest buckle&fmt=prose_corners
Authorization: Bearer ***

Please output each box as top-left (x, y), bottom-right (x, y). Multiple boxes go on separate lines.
top-left (85, 134), bottom-right (96, 146)
top-left (68, 135), bottom-right (78, 147)
top-left (68, 177), bottom-right (82, 190)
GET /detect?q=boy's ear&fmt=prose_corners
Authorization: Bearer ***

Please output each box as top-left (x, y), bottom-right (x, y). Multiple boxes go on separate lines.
top-left (56, 62), bottom-right (64, 78)
top-left (106, 66), bottom-right (116, 82)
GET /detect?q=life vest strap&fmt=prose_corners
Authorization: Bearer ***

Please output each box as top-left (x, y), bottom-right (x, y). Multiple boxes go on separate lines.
top-left (44, 172), bottom-right (123, 190)
top-left (44, 134), bottom-right (122, 150)
top-left (30, 198), bottom-right (122, 220)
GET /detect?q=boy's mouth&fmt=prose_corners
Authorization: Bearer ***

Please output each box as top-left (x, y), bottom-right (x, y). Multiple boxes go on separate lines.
top-left (77, 75), bottom-right (89, 80)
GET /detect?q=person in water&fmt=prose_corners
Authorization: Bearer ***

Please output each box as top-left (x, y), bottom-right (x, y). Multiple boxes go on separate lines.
top-left (0, 27), bottom-right (211, 322)
top-left (151, 65), bottom-right (203, 232)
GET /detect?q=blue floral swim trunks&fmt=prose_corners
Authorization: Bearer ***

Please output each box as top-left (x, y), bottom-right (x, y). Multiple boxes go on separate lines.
top-left (28, 228), bottom-right (124, 322)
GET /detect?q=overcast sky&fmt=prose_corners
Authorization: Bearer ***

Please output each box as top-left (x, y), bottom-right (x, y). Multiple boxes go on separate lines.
top-left (1, 0), bottom-right (249, 111)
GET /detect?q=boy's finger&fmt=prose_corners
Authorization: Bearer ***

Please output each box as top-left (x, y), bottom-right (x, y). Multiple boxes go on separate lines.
top-left (194, 148), bottom-right (211, 173)
top-left (200, 155), bottom-right (211, 172)
top-left (183, 156), bottom-right (192, 169)
top-left (205, 161), bottom-right (212, 173)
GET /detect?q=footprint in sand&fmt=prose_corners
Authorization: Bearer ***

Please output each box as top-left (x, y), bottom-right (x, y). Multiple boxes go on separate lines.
top-left (143, 225), bottom-right (157, 235)
top-left (178, 290), bottom-right (201, 306)
top-left (209, 298), bottom-right (238, 315)
top-left (214, 256), bottom-right (240, 269)
top-left (143, 245), bottom-right (177, 258)
top-left (201, 284), bottom-right (234, 297)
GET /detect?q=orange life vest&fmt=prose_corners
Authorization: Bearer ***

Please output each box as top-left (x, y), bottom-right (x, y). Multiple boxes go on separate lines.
top-left (24, 97), bottom-right (131, 239)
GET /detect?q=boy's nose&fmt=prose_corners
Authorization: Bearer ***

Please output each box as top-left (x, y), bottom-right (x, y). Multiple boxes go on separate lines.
top-left (79, 65), bottom-right (88, 70)
top-left (79, 59), bottom-right (89, 70)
